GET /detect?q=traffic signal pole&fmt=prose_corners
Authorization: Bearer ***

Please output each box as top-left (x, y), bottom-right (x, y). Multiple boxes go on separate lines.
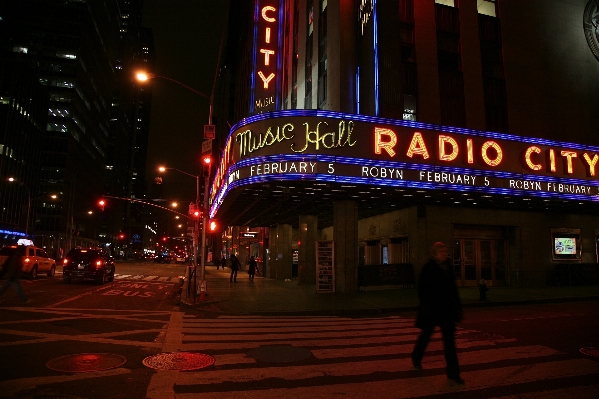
top-left (193, 175), bottom-right (199, 303)
top-left (199, 160), bottom-right (210, 301)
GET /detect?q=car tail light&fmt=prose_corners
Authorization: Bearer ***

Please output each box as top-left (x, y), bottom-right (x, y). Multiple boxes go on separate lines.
top-left (95, 260), bottom-right (103, 268)
top-left (24, 257), bottom-right (31, 264)
top-left (63, 259), bottom-right (69, 265)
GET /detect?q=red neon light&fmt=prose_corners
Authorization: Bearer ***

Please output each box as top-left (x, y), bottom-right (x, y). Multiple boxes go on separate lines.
top-left (466, 139), bottom-right (474, 164)
top-left (374, 127), bottom-right (397, 157)
top-left (258, 71), bottom-right (275, 88)
top-left (260, 49), bottom-right (275, 66)
top-left (583, 153), bottom-right (598, 176)
top-left (262, 6), bottom-right (276, 22)
top-left (438, 135), bottom-right (458, 162)
top-left (524, 146), bottom-right (542, 171)
top-left (561, 151), bottom-right (577, 174)
top-left (406, 132), bottom-right (430, 159)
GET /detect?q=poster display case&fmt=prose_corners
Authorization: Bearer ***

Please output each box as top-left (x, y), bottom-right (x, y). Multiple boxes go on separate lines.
top-left (316, 241), bottom-right (334, 293)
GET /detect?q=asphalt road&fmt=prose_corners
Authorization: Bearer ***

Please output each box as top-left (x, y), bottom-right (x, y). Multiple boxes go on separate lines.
top-left (0, 261), bottom-right (597, 398)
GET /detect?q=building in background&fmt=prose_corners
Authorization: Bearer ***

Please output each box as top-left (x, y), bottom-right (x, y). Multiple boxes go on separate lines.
top-left (212, 0), bottom-right (599, 290)
top-left (0, 0), bottom-right (154, 258)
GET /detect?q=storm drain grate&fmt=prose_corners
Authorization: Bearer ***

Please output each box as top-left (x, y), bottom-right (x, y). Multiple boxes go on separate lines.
top-left (142, 352), bottom-right (215, 371)
top-left (247, 345), bottom-right (313, 363)
top-left (46, 353), bottom-right (126, 373)
top-left (579, 347), bottom-right (599, 358)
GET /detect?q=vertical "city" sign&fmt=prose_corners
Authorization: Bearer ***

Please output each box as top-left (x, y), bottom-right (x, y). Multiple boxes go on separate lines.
top-left (253, 0), bottom-right (281, 114)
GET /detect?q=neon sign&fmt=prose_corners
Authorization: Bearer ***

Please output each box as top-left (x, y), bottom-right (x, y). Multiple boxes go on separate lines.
top-left (252, 0), bottom-right (281, 113)
top-left (209, 110), bottom-right (599, 217)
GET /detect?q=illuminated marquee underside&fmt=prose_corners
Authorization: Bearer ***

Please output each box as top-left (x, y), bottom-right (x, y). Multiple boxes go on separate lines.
top-left (209, 111), bottom-right (599, 217)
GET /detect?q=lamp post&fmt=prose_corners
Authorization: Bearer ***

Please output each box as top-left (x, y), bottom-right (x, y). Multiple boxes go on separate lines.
top-left (8, 177), bottom-right (57, 235)
top-left (159, 166), bottom-right (200, 302)
top-left (140, 70), bottom-right (216, 302)
top-left (69, 210), bottom-right (93, 250)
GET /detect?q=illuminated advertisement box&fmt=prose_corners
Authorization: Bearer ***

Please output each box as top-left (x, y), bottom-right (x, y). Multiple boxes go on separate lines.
top-left (210, 111), bottom-right (599, 217)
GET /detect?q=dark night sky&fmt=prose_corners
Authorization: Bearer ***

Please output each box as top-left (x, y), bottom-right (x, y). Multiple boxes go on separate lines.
top-left (141, 0), bottom-right (229, 204)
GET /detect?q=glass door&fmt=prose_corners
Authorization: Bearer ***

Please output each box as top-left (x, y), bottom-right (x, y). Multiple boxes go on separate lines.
top-left (454, 239), bottom-right (507, 286)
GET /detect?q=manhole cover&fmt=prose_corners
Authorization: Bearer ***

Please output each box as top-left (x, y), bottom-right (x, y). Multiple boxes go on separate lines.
top-left (142, 352), bottom-right (215, 371)
top-left (46, 353), bottom-right (126, 373)
top-left (580, 347), bottom-right (599, 358)
top-left (456, 332), bottom-right (504, 341)
top-left (247, 345), bottom-right (313, 363)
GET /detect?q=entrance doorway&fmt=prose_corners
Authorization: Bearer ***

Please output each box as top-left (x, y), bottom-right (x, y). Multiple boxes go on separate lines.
top-left (452, 226), bottom-right (509, 287)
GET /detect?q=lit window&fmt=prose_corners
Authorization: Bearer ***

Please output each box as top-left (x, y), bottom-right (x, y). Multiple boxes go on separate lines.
top-left (477, 0), bottom-right (496, 17)
top-left (435, 0), bottom-right (455, 6)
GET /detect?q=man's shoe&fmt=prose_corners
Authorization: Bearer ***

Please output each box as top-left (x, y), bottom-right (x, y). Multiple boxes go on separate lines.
top-left (448, 376), bottom-right (465, 385)
top-left (412, 361), bottom-right (422, 370)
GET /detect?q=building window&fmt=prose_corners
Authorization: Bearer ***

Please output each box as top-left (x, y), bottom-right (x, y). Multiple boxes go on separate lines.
top-left (478, 0), bottom-right (496, 17)
top-left (479, 14), bottom-right (507, 132)
top-left (305, 1), bottom-right (314, 109)
top-left (291, 0), bottom-right (299, 109)
top-left (436, 3), bottom-right (465, 127)
top-left (402, 94), bottom-right (417, 121)
top-left (317, 0), bottom-right (327, 108)
top-left (435, 0), bottom-right (455, 7)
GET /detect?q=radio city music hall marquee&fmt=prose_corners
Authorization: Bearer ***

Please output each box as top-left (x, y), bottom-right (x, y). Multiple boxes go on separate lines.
top-left (251, 0), bottom-right (282, 114)
top-left (209, 111), bottom-right (599, 217)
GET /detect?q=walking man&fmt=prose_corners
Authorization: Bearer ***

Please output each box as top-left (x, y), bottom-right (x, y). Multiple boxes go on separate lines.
top-left (412, 242), bottom-right (464, 384)
top-left (229, 254), bottom-right (240, 283)
top-left (247, 256), bottom-right (257, 282)
top-left (0, 246), bottom-right (29, 304)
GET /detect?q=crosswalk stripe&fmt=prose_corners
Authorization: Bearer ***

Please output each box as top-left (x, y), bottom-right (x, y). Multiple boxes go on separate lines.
top-left (172, 314), bottom-right (599, 398)
top-left (172, 359), bottom-right (599, 399)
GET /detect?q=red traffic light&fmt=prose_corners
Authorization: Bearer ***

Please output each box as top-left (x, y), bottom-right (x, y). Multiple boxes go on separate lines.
top-left (209, 220), bottom-right (217, 231)
top-left (162, 236), bottom-right (168, 242)
top-left (118, 233), bottom-right (125, 240)
top-left (202, 155), bottom-right (211, 165)
top-left (98, 199), bottom-right (106, 211)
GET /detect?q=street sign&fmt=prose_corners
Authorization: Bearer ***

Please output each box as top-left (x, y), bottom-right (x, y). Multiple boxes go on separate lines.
top-left (201, 139), bottom-right (212, 156)
top-left (204, 125), bottom-right (215, 139)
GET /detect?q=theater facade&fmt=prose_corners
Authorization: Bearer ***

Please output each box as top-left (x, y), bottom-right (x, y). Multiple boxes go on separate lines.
top-left (210, 0), bottom-right (599, 291)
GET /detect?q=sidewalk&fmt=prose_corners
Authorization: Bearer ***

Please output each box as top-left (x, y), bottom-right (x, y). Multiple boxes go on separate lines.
top-left (180, 265), bottom-right (599, 316)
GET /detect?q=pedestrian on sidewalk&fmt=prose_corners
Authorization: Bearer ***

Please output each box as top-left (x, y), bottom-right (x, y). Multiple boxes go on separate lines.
top-left (0, 246), bottom-right (29, 304)
top-left (412, 241), bottom-right (464, 385)
top-left (221, 256), bottom-right (227, 270)
top-left (229, 254), bottom-right (240, 283)
top-left (247, 256), bottom-right (257, 282)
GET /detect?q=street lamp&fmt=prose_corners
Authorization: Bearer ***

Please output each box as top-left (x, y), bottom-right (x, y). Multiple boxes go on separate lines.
top-left (8, 177), bottom-right (57, 235)
top-left (141, 70), bottom-right (217, 302)
top-left (69, 210), bottom-right (93, 250)
top-left (158, 166), bottom-right (200, 301)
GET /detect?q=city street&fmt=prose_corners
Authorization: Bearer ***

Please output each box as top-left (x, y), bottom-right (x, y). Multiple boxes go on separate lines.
top-left (0, 261), bottom-right (598, 398)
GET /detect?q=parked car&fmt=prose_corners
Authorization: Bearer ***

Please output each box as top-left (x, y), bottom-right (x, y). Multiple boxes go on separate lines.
top-left (0, 245), bottom-right (56, 279)
top-left (62, 247), bottom-right (115, 284)
top-left (154, 253), bottom-right (174, 264)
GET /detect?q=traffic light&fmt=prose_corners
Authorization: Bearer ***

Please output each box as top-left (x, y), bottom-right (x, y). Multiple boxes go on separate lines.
top-left (209, 220), bottom-right (217, 231)
top-left (202, 155), bottom-right (211, 175)
top-left (162, 236), bottom-right (168, 242)
top-left (188, 203), bottom-right (200, 218)
top-left (98, 199), bottom-right (106, 211)
top-left (118, 233), bottom-right (125, 240)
